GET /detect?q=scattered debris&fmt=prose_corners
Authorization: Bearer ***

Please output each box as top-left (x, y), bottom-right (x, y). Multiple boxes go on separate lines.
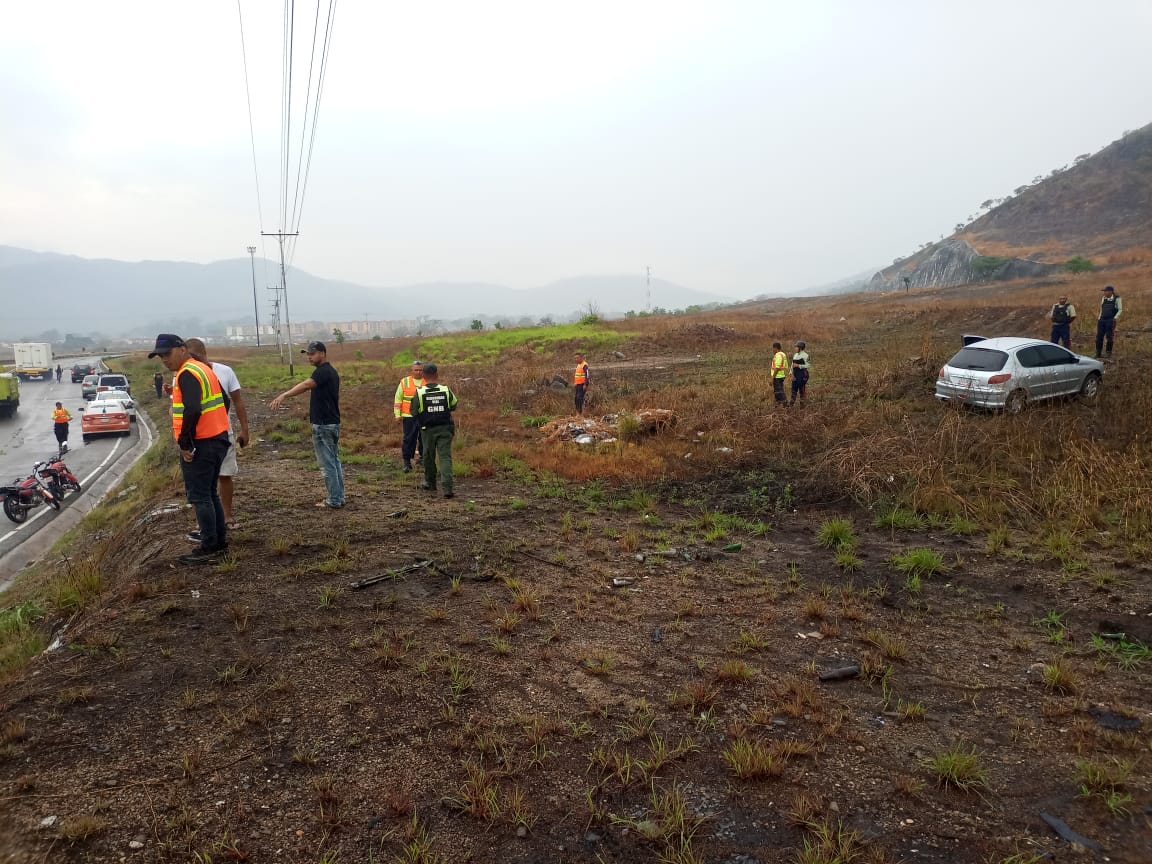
top-left (722, 543), bottom-right (742, 552)
top-left (1087, 706), bottom-right (1141, 731)
top-left (541, 409), bottom-right (677, 443)
top-left (651, 626), bottom-right (663, 643)
top-left (349, 559), bottom-right (432, 590)
top-left (611, 578), bottom-right (633, 588)
top-left (819, 665), bottom-right (861, 682)
top-left (386, 509), bottom-right (407, 519)
top-left (38, 816), bottom-right (58, 830)
top-left (1039, 812), bottom-right (1103, 852)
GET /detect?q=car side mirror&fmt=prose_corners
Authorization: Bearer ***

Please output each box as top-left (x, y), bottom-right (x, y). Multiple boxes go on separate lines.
top-left (1072, 357), bottom-right (1080, 364)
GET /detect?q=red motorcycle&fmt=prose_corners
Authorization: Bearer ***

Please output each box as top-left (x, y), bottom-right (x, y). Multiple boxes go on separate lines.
top-left (36, 456), bottom-right (83, 504)
top-left (1, 465), bottom-right (62, 524)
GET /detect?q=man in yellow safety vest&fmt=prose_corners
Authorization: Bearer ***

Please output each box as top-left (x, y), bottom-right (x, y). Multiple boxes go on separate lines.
top-left (394, 360), bottom-right (425, 472)
top-left (771, 342), bottom-right (789, 407)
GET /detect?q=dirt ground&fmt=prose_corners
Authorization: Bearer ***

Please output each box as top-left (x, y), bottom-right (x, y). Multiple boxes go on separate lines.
top-left (0, 382), bottom-right (1150, 864)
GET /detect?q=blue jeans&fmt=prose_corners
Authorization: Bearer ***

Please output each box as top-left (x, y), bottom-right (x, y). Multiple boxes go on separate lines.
top-left (180, 435), bottom-right (229, 551)
top-left (1050, 323), bottom-right (1070, 348)
top-left (312, 423), bottom-right (344, 506)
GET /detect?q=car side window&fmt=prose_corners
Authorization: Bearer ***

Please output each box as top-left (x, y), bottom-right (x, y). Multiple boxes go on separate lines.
top-left (1037, 345), bottom-right (1075, 366)
top-left (1015, 347), bottom-right (1044, 368)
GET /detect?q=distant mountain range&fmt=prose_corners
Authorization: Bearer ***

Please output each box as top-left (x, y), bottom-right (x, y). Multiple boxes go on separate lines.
top-left (0, 247), bottom-right (736, 340)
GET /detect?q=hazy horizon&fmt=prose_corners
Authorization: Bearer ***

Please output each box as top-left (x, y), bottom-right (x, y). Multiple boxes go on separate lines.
top-left (2, 1), bottom-right (1149, 301)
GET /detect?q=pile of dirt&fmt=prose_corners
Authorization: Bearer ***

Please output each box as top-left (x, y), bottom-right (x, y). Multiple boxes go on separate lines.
top-left (541, 409), bottom-right (677, 443)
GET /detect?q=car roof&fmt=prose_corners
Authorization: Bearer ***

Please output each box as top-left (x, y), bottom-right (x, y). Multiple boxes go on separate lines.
top-left (83, 374), bottom-right (100, 381)
top-left (959, 337), bottom-right (1055, 351)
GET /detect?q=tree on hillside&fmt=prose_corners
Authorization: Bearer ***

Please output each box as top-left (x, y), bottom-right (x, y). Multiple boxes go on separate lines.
top-left (470, 319), bottom-right (484, 331)
top-left (1066, 256), bottom-right (1094, 274)
top-left (332, 328), bottom-right (345, 347)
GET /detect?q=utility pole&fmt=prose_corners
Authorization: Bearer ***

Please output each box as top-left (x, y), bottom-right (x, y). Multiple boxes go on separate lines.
top-left (247, 246), bottom-right (261, 347)
top-left (262, 231), bottom-right (299, 375)
top-left (646, 265), bottom-right (652, 313)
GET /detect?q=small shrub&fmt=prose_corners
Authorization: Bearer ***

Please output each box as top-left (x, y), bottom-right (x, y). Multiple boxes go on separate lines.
top-left (927, 744), bottom-right (986, 791)
top-left (890, 548), bottom-right (945, 581)
top-left (816, 518), bottom-right (856, 549)
top-left (721, 738), bottom-right (779, 779)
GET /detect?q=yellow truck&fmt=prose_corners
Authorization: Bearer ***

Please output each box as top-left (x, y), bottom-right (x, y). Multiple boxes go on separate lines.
top-left (0, 366), bottom-right (19, 419)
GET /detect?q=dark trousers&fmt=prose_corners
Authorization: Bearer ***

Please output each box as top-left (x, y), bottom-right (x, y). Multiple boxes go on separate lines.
top-left (1050, 323), bottom-right (1071, 348)
top-left (401, 416), bottom-right (422, 463)
top-left (421, 425), bottom-right (455, 492)
top-left (54, 422), bottom-right (69, 444)
top-left (790, 369), bottom-right (809, 402)
top-left (1095, 319), bottom-right (1115, 357)
top-left (180, 436), bottom-right (229, 552)
top-left (773, 376), bottom-right (786, 404)
top-left (574, 384), bottom-right (586, 414)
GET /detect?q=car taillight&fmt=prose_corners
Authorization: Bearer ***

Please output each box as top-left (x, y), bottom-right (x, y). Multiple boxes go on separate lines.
top-left (938, 367), bottom-right (945, 378)
top-left (988, 374), bottom-right (1012, 385)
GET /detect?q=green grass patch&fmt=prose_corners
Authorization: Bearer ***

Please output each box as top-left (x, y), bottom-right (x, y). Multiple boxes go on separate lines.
top-left (395, 323), bottom-right (634, 365)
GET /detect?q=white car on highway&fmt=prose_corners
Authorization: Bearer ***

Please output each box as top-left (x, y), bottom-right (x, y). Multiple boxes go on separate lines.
top-left (97, 390), bottom-right (136, 421)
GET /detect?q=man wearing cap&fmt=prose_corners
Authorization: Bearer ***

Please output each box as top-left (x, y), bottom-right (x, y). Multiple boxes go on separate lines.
top-left (184, 338), bottom-right (249, 532)
top-left (149, 334), bottom-right (232, 564)
top-left (1095, 285), bottom-right (1122, 359)
top-left (393, 360), bottom-right (425, 472)
top-left (270, 341), bottom-right (344, 508)
top-left (412, 363), bottom-right (458, 498)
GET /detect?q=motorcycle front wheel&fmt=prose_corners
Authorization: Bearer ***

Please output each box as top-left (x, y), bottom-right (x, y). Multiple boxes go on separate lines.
top-left (3, 496), bottom-right (29, 523)
top-left (45, 491), bottom-right (61, 512)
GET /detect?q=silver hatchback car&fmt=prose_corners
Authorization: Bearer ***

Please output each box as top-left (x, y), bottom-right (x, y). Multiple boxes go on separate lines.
top-left (935, 336), bottom-right (1104, 414)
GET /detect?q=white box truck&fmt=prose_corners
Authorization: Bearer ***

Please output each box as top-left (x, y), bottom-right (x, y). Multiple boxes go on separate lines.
top-left (13, 342), bottom-right (53, 380)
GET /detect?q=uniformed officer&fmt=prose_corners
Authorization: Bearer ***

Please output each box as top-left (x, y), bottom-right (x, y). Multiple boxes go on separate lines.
top-left (413, 363), bottom-right (459, 499)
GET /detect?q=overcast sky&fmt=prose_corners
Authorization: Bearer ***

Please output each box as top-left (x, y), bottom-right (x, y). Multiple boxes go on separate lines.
top-left (1, 1), bottom-right (1149, 300)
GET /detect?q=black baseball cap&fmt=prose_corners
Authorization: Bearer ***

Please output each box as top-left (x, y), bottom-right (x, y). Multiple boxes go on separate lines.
top-left (301, 341), bottom-right (327, 354)
top-left (147, 334), bottom-right (185, 357)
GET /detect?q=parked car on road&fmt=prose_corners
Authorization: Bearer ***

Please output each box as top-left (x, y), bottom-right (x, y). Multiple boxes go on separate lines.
top-left (100, 389), bottom-right (136, 421)
top-left (71, 363), bottom-right (97, 382)
top-left (935, 336), bottom-right (1103, 414)
top-left (81, 374), bottom-right (101, 401)
top-left (96, 373), bottom-right (130, 396)
top-left (81, 397), bottom-right (132, 441)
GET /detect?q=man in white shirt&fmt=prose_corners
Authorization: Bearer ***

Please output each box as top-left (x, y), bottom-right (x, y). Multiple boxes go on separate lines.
top-left (185, 338), bottom-right (250, 532)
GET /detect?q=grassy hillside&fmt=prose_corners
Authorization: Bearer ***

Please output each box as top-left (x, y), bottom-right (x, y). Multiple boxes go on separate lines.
top-left (1, 275), bottom-right (1150, 863)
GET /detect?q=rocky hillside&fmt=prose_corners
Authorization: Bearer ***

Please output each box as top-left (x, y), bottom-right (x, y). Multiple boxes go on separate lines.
top-left (871, 122), bottom-right (1152, 291)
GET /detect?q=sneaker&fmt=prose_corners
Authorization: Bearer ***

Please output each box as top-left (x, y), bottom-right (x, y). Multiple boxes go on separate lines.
top-left (185, 530), bottom-right (202, 543)
top-left (403, 462), bottom-right (412, 473)
top-left (443, 491), bottom-right (455, 499)
top-left (419, 483), bottom-right (436, 492)
top-left (178, 547), bottom-right (224, 566)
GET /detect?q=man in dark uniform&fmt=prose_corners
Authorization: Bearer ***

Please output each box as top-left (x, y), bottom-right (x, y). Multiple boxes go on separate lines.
top-left (1048, 295), bottom-right (1076, 349)
top-left (413, 363), bottom-right (459, 499)
top-left (1095, 285), bottom-right (1122, 359)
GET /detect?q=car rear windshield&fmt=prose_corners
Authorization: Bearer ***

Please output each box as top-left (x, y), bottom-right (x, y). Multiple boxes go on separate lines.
top-left (947, 347), bottom-right (1009, 372)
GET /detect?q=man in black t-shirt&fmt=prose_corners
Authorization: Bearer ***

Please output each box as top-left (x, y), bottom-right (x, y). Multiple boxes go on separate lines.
top-left (270, 341), bottom-right (345, 508)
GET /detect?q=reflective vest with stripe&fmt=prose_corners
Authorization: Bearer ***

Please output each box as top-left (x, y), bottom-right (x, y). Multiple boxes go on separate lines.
top-left (771, 351), bottom-right (789, 378)
top-left (394, 375), bottom-right (423, 418)
top-left (171, 359), bottom-right (229, 440)
top-left (574, 361), bottom-right (589, 386)
top-left (52, 408), bottom-right (70, 424)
